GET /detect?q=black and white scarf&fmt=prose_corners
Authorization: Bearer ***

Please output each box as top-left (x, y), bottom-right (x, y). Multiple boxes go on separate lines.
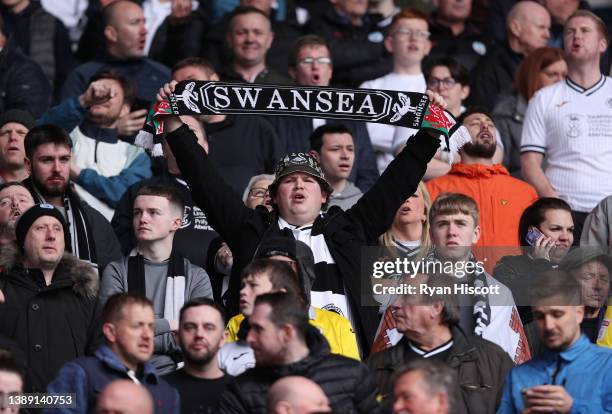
top-left (135, 81), bottom-right (471, 156)
top-left (276, 216), bottom-right (353, 323)
top-left (425, 249), bottom-right (492, 336)
top-left (127, 250), bottom-right (186, 322)
top-left (23, 177), bottom-right (98, 267)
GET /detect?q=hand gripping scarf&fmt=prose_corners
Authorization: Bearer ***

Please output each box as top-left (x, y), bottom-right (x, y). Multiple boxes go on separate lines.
top-left (135, 81), bottom-right (472, 156)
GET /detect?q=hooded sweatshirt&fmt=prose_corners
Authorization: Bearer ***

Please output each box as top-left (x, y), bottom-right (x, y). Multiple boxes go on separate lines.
top-left (328, 181), bottom-right (363, 211)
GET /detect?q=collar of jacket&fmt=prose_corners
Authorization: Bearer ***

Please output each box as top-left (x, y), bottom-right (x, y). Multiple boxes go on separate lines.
top-left (95, 345), bottom-right (160, 385)
top-left (540, 334), bottom-right (591, 364)
top-left (79, 118), bottom-right (119, 144)
top-left (379, 324), bottom-right (478, 371)
top-left (0, 243), bottom-right (98, 298)
top-left (448, 163), bottom-right (510, 179)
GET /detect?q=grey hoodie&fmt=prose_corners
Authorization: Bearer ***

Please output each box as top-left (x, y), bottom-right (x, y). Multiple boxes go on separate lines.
top-left (328, 181), bottom-right (363, 210)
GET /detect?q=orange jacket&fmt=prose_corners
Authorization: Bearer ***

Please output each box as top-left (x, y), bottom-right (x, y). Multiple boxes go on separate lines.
top-left (427, 163), bottom-right (537, 251)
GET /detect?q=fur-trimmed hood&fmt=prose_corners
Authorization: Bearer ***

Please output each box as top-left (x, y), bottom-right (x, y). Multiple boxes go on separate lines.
top-left (0, 243), bottom-right (99, 299)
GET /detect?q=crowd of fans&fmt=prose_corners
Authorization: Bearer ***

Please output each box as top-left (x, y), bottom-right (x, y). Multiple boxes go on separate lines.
top-left (1, 0), bottom-right (612, 413)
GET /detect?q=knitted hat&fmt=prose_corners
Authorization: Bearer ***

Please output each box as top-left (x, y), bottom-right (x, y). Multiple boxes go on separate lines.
top-left (15, 204), bottom-right (69, 252)
top-left (0, 109), bottom-right (36, 130)
top-left (270, 152), bottom-right (333, 195)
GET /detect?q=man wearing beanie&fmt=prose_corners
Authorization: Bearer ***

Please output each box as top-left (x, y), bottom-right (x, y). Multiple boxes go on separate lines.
top-left (0, 203), bottom-right (102, 392)
top-left (0, 109), bottom-right (35, 183)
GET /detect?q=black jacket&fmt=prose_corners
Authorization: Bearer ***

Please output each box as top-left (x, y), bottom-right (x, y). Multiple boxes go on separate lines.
top-left (307, 9), bottom-right (390, 87)
top-left (0, 245), bottom-right (102, 392)
top-left (218, 326), bottom-right (380, 414)
top-left (0, 2), bottom-right (76, 96)
top-left (165, 123), bottom-right (439, 354)
top-left (0, 36), bottom-right (51, 118)
top-left (270, 116), bottom-right (380, 192)
top-left (428, 16), bottom-right (488, 72)
top-left (468, 43), bottom-right (523, 110)
top-left (204, 114), bottom-right (285, 194)
top-left (366, 325), bottom-right (513, 414)
top-left (149, 11), bottom-right (208, 69)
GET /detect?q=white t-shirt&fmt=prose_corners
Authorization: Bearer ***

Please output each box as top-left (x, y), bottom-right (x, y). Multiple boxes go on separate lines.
top-left (360, 73), bottom-right (426, 173)
top-left (521, 75), bottom-right (612, 212)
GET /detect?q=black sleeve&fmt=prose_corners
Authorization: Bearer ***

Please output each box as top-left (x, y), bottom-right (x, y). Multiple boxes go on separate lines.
top-left (353, 363), bottom-right (383, 414)
top-left (346, 129), bottom-right (439, 242)
top-left (350, 122), bottom-right (380, 193)
top-left (165, 124), bottom-right (253, 250)
top-left (217, 380), bottom-right (248, 414)
top-left (87, 207), bottom-right (123, 274)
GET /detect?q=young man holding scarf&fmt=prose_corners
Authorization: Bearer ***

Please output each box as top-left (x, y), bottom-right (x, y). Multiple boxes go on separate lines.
top-left (98, 184), bottom-right (213, 374)
top-left (156, 81), bottom-right (449, 355)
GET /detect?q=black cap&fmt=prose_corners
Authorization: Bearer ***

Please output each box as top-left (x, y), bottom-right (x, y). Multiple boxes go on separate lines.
top-left (15, 204), bottom-right (69, 253)
top-left (0, 109), bottom-right (35, 130)
top-left (271, 152), bottom-right (332, 195)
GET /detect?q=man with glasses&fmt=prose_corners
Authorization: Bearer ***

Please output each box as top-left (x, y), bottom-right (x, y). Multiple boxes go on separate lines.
top-left (270, 35), bottom-right (379, 193)
top-left (360, 8), bottom-right (430, 174)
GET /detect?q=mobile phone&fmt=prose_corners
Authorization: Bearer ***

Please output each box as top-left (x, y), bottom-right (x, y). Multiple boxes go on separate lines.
top-left (521, 388), bottom-right (529, 407)
top-left (525, 226), bottom-right (544, 246)
top-left (131, 98), bottom-right (151, 113)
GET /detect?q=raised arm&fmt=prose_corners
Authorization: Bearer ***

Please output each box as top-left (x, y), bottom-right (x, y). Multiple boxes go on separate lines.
top-left (346, 92), bottom-right (446, 241)
top-left (158, 82), bottom-right (253, 249)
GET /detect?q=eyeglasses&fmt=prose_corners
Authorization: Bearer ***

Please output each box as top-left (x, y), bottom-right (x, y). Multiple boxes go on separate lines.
top-left (427, 77), bottom-right (458, 89)
top-left (297, 57), bottom-right (332, 66)
top-left (393, 28), bottom-right (430, 40)
top-left (248, 188), bottom-right (269, 198)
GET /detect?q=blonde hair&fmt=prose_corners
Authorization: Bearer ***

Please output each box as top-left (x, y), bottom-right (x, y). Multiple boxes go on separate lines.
top-left (379, 182), bottom-right (432, 258)
top-left (429, 193), bottom-right (479, 225)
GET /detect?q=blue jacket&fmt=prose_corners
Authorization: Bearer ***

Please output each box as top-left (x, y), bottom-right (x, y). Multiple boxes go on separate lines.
top-left (45, 345), bottom-right (180, 414)
top-left (39, 100), bottom-right (152, 208)
top-left (497, 335), bottom-right (612, 414)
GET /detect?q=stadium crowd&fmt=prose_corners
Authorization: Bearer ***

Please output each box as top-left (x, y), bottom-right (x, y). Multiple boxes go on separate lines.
top-left (1, 0), bottom-right (612, 413)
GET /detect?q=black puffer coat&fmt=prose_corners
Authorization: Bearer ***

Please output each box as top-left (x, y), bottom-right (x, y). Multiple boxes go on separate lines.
top-left (218, 326), bottom-right (380, 414)
top-left (0, 245), bottom-right (102, 391)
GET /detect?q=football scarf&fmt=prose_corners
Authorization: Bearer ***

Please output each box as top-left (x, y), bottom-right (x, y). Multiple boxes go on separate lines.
top-left (135, 81), bottom-right (470, 156)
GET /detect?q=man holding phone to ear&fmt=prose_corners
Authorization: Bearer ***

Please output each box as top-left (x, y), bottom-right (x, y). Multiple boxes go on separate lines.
top-left (498, 269), bottom-right (612, 413)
